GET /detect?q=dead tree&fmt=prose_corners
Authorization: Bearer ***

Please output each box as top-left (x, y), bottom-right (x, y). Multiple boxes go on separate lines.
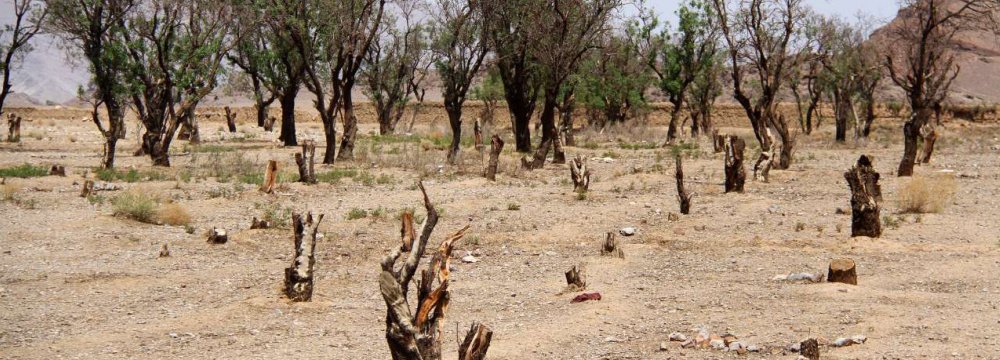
top-left (285, 212), bottom-right (324, 302)
top-left (379, 182), bottom-right (489, 359)
top-left (563, 264), bottom-right (586, 292)
top-left (723, 135), bottom-right (746, 193)
top-left (753, 128), bottom-right (776, 182)
top-left (569, 155), bottom-right (591, 193)
top-left (207, 228), bottom-right (228, 244)
top-left (844, 155), bottom-right (882, 237)
top-left (49, 165), bottom-right (66, 176)
top-left (80, 180), bottom-right (94, 198)
top-left (485, 134), bottom-right (504, 181)
top-left (675, 154), bottom-right (693, 214)
top-left (295, 140), bottom-right (317, 184)
top-left (225, 106), bottom-right (237, 133)
top-left (474, 118), bottom-right (484, 153)
top-left (260, 160), bottom-right (278, 193)
top-left (458, 322), bottom-right (494, 360)
top-left (7, 114), bottom-right (21, 142)
top-left (600, 232), bottom-right (624, 258)
top-left (827, 258), bottom-right (858, 285)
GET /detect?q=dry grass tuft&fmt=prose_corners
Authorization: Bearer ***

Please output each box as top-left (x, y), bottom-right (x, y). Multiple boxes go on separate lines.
top-left (897, 174), bottom-right (957, 214)
top-left (111, 191), bottom-right (159, 223)
top-left (156, 203), bottom-right (192, 226)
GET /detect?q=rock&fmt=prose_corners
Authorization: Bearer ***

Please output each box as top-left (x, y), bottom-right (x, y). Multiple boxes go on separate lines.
top-left (680, 339), bottom-right (696, 349)
top-left (710, 339), bottom-right (726, 350)
top-left (728, 341), bottom-right (745, 353)
top-left (659, 342), bottom-right (669, 351)
top-left (747, 344), bottom-right (760, 352)
top-left (832, 335), bottom-right (867, 347)
top-left (773, 272), bottom-right (824, 283)
top-left (668, 332), bottom-right (687, 342)
top-left (604, 336), bottom-right (623, 343)
top-left (619, 227), bottom-right (637, 236)
top-left (461, 254), bottom-right (479, 263)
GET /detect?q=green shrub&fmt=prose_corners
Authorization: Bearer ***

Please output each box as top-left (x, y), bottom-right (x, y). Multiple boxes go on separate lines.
top-left (111, 191), bottom-right (158, 223)
top-left (346, 208), bottom-right (368, 220)
top-left (0, 164), bottom-right (49, 178)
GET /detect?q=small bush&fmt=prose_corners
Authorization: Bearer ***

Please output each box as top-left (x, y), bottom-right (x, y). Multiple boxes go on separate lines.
top-left (156, 203), bottom-right (192, 226)
top-left (507, 203), bottom-right (521, 211)
top-left (96, 168), bottom-right (168, 183)
top-left (897, 175), bottom-right (956, 213)
top-left (257, 202), bottom-right (292, 228)
top-left (0, 164), bottom-right (49, 178)
top-left (347, 208), bottom-right (368, 220)
top-left (316, 168), bottom-right (360, 184)
top-left (111, 191), bottom-right (159, 223)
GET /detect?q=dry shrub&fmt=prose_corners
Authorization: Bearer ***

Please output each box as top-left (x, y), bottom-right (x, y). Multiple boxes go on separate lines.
top-left (111, 190), bottom-right (159, 223)
top-left (2, 182), bottom-right (22, 201)
top-left (897, 174), bottom-right (956, 213)
top-left (156, 203), bottom-right (192, 226)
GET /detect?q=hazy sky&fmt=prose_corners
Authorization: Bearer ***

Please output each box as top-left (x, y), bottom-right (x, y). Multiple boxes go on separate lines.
top-left (649, 0), bottom-right (900, 25)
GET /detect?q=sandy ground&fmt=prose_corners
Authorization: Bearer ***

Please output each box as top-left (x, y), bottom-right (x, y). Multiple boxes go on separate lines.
top-left (1, 106), bottom-right (999, 360)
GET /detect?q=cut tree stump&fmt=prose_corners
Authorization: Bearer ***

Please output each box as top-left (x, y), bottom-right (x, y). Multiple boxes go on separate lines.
top-left (458, 322), bottom-right (493, 360)
top-left (724, 135), bottom-right (746, 193)
top-left (80, 180), bottom-right (94, 198)
top-left (7, 114), bottom-right (21, 142)
top-left (379, 182), bottom-right (488, 359)
top-left (260, 160), bottom-right (278, 193)
top-left (600, 232), bottom-right (624, 258)
top-left (844, 155), bottom-right (882, 237)
top-left (250, 217), bottom-right (270, 229)
top-left (564, 264), bottom-right (587, 292)
top-left (295, 140), bottom-right (317, 184)
top-left (485, 134), bottom-right (504, 181)
top-left (224, 106), bottom-right (237, 133)
top-left (285, 212), bottom-right (324, 302)
top-left (49, 165), bottom-right (66, 176)
top-left (159, 243), bottom-right (170, 258)
top-left (521, 137), bottom-right (552, 170)
top-left (207, 228), bottom-right (228, 244)
top-left (800, 338), bottom-right (820, 360)
top-left (264, 116), bottom-right (275, 132)
top-left (675, 154), bottom-right (692, 214)
top-left (827, 258), bottom-right (858, 285)
top-left (474, 118), bottom-right (484, 153)
top-left (753, 128), bottom-right (775, 182)
top-left (712, 130), bottom-right (724, 153)
top-left (569, 155), bottom-right (590, 193)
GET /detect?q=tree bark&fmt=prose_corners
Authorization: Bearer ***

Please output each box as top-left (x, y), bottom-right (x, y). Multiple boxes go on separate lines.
top-left (279, 88), bottom-right (298, 146)
top-left (675, 154), bottom-right (692, 214)
top-left (724, 135), bottom-right (746, 193)
top-left (897, 109), bottom-right (929, 177)
top-left (447, 108), bottom-right (462, 164)
top-left (844, 154), bottom-right (882, 237)
top-left (225, 106), bottom-right (237, 133)
top-left (569, 155), bottom-right (590, 193)
top-left (712, 130), bottom-right (724, 153)
top-left (458, 322), bottom-right (493, 360)
top-left (827, 258), bottom-right (858, 285)
top-left (521, 138), bottom-right (552, 170)
top-left (338, 92), bottom-right (358, 161)
top-left (485, 135), bottom-right (504, 181)
top-left (285, 212), bottom-right (324, 302)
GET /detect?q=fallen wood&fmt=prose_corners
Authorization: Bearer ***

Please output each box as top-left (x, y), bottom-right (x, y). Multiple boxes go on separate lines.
top-left (827, 258), bottom-right (858, 285)
top-left (224, 106), bottom-right (237, 133)
top-left (569, 155), bottom-right (590, 193)
top-left (260, 160), bottom-right (278, 193)
top-left (753, 128), bottom-right (775, 182)
top-left (49, 165), bottom-right (66, 177)
top-left (600, 232), bottom-right (624, 258)
top-left (485, 134), bottom-right (504, 181)
top-left (295, 140), bottom-right (317, 184)
top-left (80, 180), bottom-right (95, 198)
top-left (458, 322), bottom-right (493, 360)
top-left (285, 212), bottom-right (324, 302)
top-left (380, 182), bottom-right (488, 359)
top-left (675, 154), bottom-right (692, 214)
top-left (844, 155), bottom-right (882, 237)
top-left (724, 135), bottom-right (746, 193)
top-left (250, 217), bottom-right (270, 229)
top-left (207, 228), bottom-right (228, 244)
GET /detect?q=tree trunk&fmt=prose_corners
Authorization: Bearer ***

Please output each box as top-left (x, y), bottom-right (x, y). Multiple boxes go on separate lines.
top-left (897, 109), bottom-right (930, 177)
top-left (827, 258), bottom-right (858, 285)
top-left (540, 96), bottom-right (564, 164)
top-left (569, 155), bottom-right (590, 193)
top-left (724, 135), bottom-right (746, 193)
top-left (835, 93), bottom-right (849, 143)
top-left (260, 160), bottom-right (278, 194)
top-left (510, 107), bottom-right (532, 153)
top-left (599, 232), bottom-right (623, 258)
top-left (485, 135), bottom-right (504, 181)
top-left (49, 165), bottom-right (66, 176)
top-left (753, 128), bottom-right (775, 183)
top-left (675, 154), bottom-right (692, 214)
top-left (919, 125), bottom-right (937, 164)
top-left (80, 180), bottom-right (95, 198)
top-left (447, 108), bottom-right (462, 164)
top-left (285, 212), bottom-right (323, 302)
top-left (667, 101), bottom-right (682, 143)
top-left (458, 323), bottom-right (493, 360)
top-left (322, 118), bottom-right (337, 164)
top-left (521, 137), bottom-right (552, 170)
top-left (296, 140), bottom-right (317, 184)
top-left (279, 88), bottom-right (298, 146)
top-left (712, 130), bottom-right (724, 153)
top-left (560, 99), bottom-right (575, 146)
top-left (690, 112), bottom-right (701, 138)
top-left (844, 154), bottom-right (882, 237)
top-left (225, 106), bottom-right (237, 133)
top-left (338, 92), bottom-right (358, 161)
top-left (473, 118), bottom-right (484, 154)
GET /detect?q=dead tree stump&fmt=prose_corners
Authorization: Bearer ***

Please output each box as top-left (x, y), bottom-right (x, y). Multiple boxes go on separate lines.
top-left (159, 243), bottom-right (170, 258)
top-left (260, 160), bottom-right (278, 193)
top-left (675, 154), bottom-right (692, 214)
top-left (563, 264), bottom-right (586, 292)
top-left (80, 180), bottom-right (95, 198)
top-left (753, 128), bottom-right (775, 182)
top-left (49, 165), bottom-right (66, 177)
top-left (485, 135), bottom-right (504, 181)
top-left (474, 118), bottom-right (484, 153)
top-left (800, 338), bottom-right (820, 360)
top-left (380, 182), bottom-right (488, 359)
top-left (264, 116), bottom-right (275, 132)
top-left (295, 141), bottom-right (317, 184)
top-left (250, 217), bottom-right (270, 229)
top-left (724, 135), bottom-right (746, 193)
top-left (207, 228), bottom-right (228, 244)
top-left (7, 114), bottom-right (21, 142)
top-left (521, 138), bottom-right (552, 170)
top-left (569, 155), bottom-right (591, 193)
top-left (844, 155), bottom-right (882, 237)
top-left (285, 212), bottom-right (324, 302)
top-left (712, 130), bottom-right (724, 153)
top-left (458, 322), bottom-right (493, 360)
top-left (600, 232), bottom-right (624, 258)
top-left (224, 106), bottom-right (237, 133)
top-left (828, 258), bottom-right (858, 285)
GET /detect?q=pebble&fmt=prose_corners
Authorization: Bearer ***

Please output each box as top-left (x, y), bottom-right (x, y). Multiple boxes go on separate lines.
top-left (461, 254), bottom-right (478, 264)
top-left (668, 332), bottom-right (687, 342)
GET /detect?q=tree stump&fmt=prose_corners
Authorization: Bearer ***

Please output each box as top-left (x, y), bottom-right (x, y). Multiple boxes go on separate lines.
top-left (675, 154), bottom-right (692, 214)
top-left (7, 114), bottom-right (21, 142)
top-left (380, 182), bottom-right (487, 359)
top-left (224, 106), bottom-right (237, 133)
top-left (485, 135), bottom-right (504, 181)
top-left (569, 155), bottom-right (591, 193)
top-left (260, 160), bottom-right (278, 193)
top-left (264, 116), bottom-right (276, 132)
top-left (724, 135), bottom-right (746, 193)
top-left (285, 212), bottom-right (324, 302)
top-left (458, 322), bottom-right (493, 360)
top-left (250, 217), bottom-right (270, 229)
top-left (159, 243), bottom-right (170, 258)
top-left (295, 141), bottom-right (317, 184)
top-left (828, 258), bottom-right (858, 285)
top-left (753, 129), bottom-right (775, 182)
top-left (521, 137), bottom-right (552, 170)
top-left (564, 264), bottom-right (586, 292)
top-left (600, 232), bottom-right (624, 258)
top-left (474, 118), bottom-right (484, 153)
top-left (49, 165), bottom-right (66, 177)
top-left (800, 338), bottom-right (820, 360)
top-left (80, 180), bottom-right (95, 198)
top-left (712, 130), bottom-right (725, 153)
top-left (844, 155), bottom-right (882, 237)
top-left (207, 228), bottom-right (228, 244)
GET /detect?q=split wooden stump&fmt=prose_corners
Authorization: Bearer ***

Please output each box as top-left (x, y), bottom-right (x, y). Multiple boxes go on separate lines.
top-left (7, 113), bottom-right (22, 142)
top-left (600, 232), bottom-right (624, 258)
top-left (260, 160), bottom-right (278, 193)
top-left (295, 140), bottom-right (317, 184)
top-left (712, 130), bottom-right (724, 153)
top-left (49, 165), bottom-right (66, 177)
top-left (844, 155), bottom-right (882, 237)
top-left (724, 135), bottom-right (746, 193)
top-left (564, 264), bottom-right (587, 292)
top-left (458, 322), bottom-right (493, 360)
top-left (675, 154), bottom-right (692, 214)
top-left (521, 137), bottom-right (552, 170)
top-left (285, 212), bottom-right (324, 302)
top-left (753, 128), bottom-right (776, 183)
top-left (828, 258), bottom-right (858, 285)
top-left (80, 180), bottom-right (95, 198)
top-left (224, 106), bottom-right (237, 133)
top-left (250, 217), bottom-right (271, 229)
top-left (485, 134), bottom-right (504, 181)
top-left (569, 155), bottom-right (591, 193)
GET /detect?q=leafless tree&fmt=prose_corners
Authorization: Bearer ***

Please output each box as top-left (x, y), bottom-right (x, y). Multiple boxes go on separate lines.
top-left (1, 0), bottom-right (48, 118)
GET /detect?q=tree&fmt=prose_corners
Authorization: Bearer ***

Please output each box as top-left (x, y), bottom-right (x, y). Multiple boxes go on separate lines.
top-left (46, 0), bottom-right (136, 169)
top-left (470, 68), bottom-right (504, 125)
top-left (789, 14), bottom-right (833, 136)
top-left (685, 49), bottom-right (723, 136)
top-left (124, 0), bottom-right (234, 166)
top-left (258, 0), bottom-right (311, 147)
top-left (576, 32), bottom-right (652, 128)
top-left (712, 0), bottom-right (806, 170)
top-left (430, 0), bottom-right (488, 164)
top-left (1, 0), bottom-right (47, 118)
top-left (817, 16), bottom-right (883, 143)
top-left (883, 0), bottom-right (996, 176)
top-left (228, 5), bottom-right (278, 129)
top-left (362, 0), bottom-right (424, 136)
